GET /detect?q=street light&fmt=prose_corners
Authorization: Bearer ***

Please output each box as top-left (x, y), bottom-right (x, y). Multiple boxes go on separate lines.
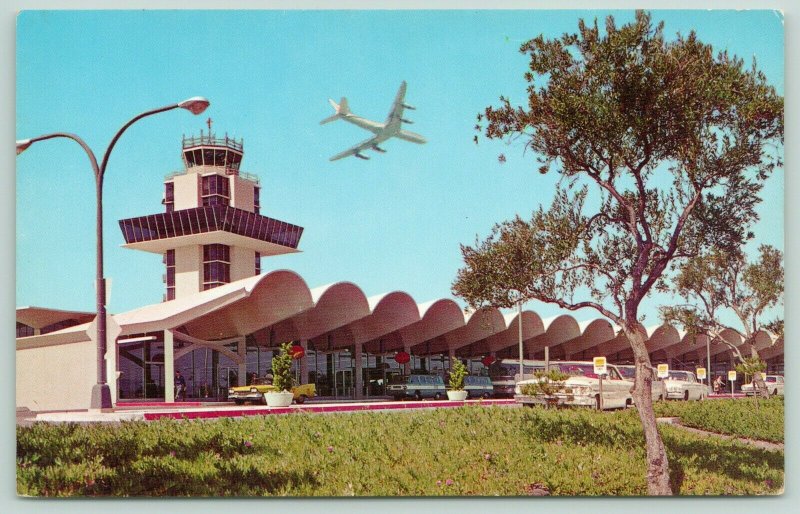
top-left (16, 96), bottom-right (210, 410)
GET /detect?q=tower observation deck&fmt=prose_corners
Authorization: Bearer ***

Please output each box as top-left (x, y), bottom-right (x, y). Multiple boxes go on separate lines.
top-left (118, 130), bottom-right (304, 301)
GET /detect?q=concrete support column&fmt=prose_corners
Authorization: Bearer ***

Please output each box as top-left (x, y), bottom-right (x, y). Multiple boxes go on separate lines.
top-left (403, 345), bottom-right (412, 375)
top-left (448, 348), bottom-right (456, 369)
top-left (33, 328), bottom-right (41, 336)
top-left (354, 343), bottom-right (363, 400)
top-left (237, 337), bottom-right (247, 387)
top-left (164, 329), bottom-right (175, 403)
top-left (300, 340), bottom-right (309, 385)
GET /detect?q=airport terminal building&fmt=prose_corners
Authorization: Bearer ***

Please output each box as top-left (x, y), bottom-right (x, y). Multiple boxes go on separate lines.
top-left (16, 132), bottom-right (784, 411)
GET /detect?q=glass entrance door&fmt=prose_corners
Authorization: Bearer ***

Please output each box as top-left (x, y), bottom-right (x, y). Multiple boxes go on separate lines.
top-left (218, 365), bottom-right (239, 399)
top-left (335, 370), bottom-right (352, 398)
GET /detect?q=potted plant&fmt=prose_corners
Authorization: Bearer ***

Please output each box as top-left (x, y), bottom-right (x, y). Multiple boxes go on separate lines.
top-left (265, 342), bottom-right (294, 407)
top-left (447, 359), bottom-right (469, 401)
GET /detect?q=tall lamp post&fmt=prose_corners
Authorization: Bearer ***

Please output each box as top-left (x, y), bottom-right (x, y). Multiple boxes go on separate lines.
top-left (16, 97), bottom-right (210, 410)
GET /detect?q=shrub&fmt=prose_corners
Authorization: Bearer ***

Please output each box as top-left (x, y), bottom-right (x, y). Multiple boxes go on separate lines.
top-left (271, 342), bottom-right (294, 392)
top-left (448, 360), bottom-right (468, 390)
top-left (519, 369), bottom-right (571, 397)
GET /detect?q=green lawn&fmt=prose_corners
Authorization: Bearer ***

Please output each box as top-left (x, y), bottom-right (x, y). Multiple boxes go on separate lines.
top-left (654, 397), bottom-right (784, 443)
top-left (17, 405), bottom-right (783, 496)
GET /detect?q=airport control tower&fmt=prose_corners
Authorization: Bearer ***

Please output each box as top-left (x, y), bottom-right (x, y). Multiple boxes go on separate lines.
top-left (118, 127), bottom-right (303, 301)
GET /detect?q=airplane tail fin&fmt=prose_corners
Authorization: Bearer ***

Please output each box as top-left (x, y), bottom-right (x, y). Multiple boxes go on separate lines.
top-left (320, 97), bottom-right (350, 125)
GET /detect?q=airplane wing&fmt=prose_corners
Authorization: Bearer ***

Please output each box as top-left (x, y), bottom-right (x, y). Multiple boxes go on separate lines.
top-left (383, 81), bottom-right (408, 130)
top-left (329, 135), bottom-right (381, 161)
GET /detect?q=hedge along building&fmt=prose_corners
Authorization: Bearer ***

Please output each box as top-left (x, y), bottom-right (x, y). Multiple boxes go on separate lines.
top-left (16, 131), bottom-right (784, 411)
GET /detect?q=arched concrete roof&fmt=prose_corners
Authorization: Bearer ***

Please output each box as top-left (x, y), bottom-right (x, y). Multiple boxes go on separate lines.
top-left (275, 281), bottom-right (372, 342)
top-left (556, 318), bottom-right (617, 359)
top-left (15, 307), bottom-right (95, 331)
top-left (182, 270), bottom-right (314, 340)
top-left (18, 267), bottom-right (785, 369)
top-left (390, 298), bottom-right (466, 354)
top-left (441, 307), bottom-right (507, 353)
top-left (324, 291), bottom-right (422, 349)
top-left (481, 310), bottom-right (547, 354)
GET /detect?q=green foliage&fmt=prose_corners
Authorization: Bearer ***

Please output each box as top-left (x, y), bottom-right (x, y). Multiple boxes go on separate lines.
top-left (17, 405), bottom-right (782, 496)
top-left (448, 360), bottom-right (468, 391)
top-left (519, 369), bottom-right (571, 397)
top-left (735, 357), bottom-right (766, 377)
top-left (458, 10), bottom-right (783, 326)
top-left (662, 246), bottom-right (783, 365)
top-left (271, 342), bottom-right (294, 392)
top-left (654, 397), bottom-right (783, 443)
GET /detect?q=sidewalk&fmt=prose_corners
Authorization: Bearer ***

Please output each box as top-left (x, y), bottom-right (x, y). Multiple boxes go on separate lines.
top-left (26, 398), bottom-right (517, 424)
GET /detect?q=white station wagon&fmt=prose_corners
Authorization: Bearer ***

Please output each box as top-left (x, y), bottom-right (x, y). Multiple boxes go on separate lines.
top-left (663, 370), bottom-right (707, 401)
top-left (515, 361), bottom-right (634, 410)
top-left (742, 375), bottom-right (784, 396)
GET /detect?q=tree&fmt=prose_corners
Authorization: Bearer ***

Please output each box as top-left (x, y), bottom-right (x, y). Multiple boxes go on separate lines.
top-left (662, 245), bottom-right (783, 398)
top-left (453, 11), bottom-right (783, 495)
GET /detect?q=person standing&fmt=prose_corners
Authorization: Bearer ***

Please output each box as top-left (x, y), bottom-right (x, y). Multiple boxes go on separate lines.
top-left (175, 370), bottom-right (187, 401)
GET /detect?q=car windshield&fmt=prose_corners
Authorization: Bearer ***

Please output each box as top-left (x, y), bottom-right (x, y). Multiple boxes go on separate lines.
top-left (667, 371), bottom-right (690, 381)
top-left (252, 378), bottom-right (272, 385)
top-left (617, 366), bottom-right (636, 379)
top-left (557, 364), bottom-right (599, 378)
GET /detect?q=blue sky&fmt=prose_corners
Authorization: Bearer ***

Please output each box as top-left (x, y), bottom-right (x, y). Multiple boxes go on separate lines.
top-left (16, 10), bottom-right (784, 328)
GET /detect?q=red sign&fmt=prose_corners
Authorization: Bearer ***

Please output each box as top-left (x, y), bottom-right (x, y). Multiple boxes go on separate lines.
top-left (290, 345), bottom-right (305, 360)
top-left (394, 351), bottom-right (410, 364)
top-left (481, 355), bottom-right (496, 367)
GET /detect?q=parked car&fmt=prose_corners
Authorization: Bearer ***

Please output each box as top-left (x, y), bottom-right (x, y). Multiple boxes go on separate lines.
top-left (228, 378), bottom-right (316, 405)
top-left (663, 370), bottom-right (706, 401)
top-left (464, 375), bottom-right (494, 398)
top-left (742, 375), bottom-right (785, 396)
top-left (388, 374), bottom-right (446, 400)
top-left (616, 365), bottom-right (666, 402)
top-left (514, 361), bottom-right (634, 410)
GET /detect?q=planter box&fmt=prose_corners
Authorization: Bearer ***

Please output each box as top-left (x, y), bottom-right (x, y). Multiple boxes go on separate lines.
top-left (265, 391), bottom-right (293, 407)
top-left (447, 390), bottom-right (468, 401)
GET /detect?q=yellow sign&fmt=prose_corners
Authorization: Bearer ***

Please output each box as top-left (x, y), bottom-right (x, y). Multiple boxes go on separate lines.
top-left (657, 364), bottom-right (669, 378)
top-left (696, 368), bottom-right (706, 380)
top-left (727, 370), bottom-right (737, 382)
top-left (593, 356), bottom-right (607, 375)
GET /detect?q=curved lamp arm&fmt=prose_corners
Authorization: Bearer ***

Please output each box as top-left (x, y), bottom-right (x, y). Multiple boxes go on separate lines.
top-left (99, 96), bottom-right (210, 180)
top-left (16, 133), bottom-right (100, 176)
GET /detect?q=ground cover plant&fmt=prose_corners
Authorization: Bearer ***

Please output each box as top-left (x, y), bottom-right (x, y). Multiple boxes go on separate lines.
top-left (17, 405), bottom-right (782, 497)
top-left (654, 398), bottom-right (783, 443)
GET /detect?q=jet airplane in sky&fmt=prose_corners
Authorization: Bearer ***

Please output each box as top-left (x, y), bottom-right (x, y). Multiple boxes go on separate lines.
top-left (321, 81), bottom-right (426, 161)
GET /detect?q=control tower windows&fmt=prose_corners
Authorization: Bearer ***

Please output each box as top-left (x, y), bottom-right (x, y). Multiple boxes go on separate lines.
top-left (203, 244), bottom-right (230, 290)
top-left (254, 186), bottom-right (261, 215)
top-left (165, 249), bottom-right (175, 300)
top-left (201, 175), bottom-right (230, 207)
top-left (164, 182), bottom-right (174, 213)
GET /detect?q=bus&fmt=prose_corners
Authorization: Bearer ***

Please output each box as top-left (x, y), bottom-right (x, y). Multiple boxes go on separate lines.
top-left (488, 359), bottom-right (546, 397)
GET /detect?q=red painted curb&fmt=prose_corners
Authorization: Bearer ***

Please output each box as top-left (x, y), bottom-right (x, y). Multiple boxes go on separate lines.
top-left (142, 399), bottom-right (516, 421)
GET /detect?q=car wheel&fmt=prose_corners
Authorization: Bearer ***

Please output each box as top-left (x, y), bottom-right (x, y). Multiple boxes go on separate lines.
top-left (625, 398), bottom-right (633, 409)
top-left (234, 400), bottom-right (244, 406)
top-left (658, 394), bottom-right (664, 402)
top-left (296, 395), bottom-right (307, 404)
top-left (434, 392), bottom-right (442, 400)
top-left (414, 391), bottom-right (422, 401)
top-left (772, 389), bottom-right (778, 396)
top-left (595, 395), bottom-right (602, 410)
top-left (684, 390), bottom-right (689, 401)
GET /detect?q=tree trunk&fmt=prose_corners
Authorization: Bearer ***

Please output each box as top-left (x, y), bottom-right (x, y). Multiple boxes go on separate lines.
top-left (750, 345), bottom-right (770, 399)
top-left (626, 327), bottom-right (673, 495)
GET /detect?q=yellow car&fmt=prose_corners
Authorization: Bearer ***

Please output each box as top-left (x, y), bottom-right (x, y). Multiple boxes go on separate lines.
top-left (228, 378), bottom-right (316, 405)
